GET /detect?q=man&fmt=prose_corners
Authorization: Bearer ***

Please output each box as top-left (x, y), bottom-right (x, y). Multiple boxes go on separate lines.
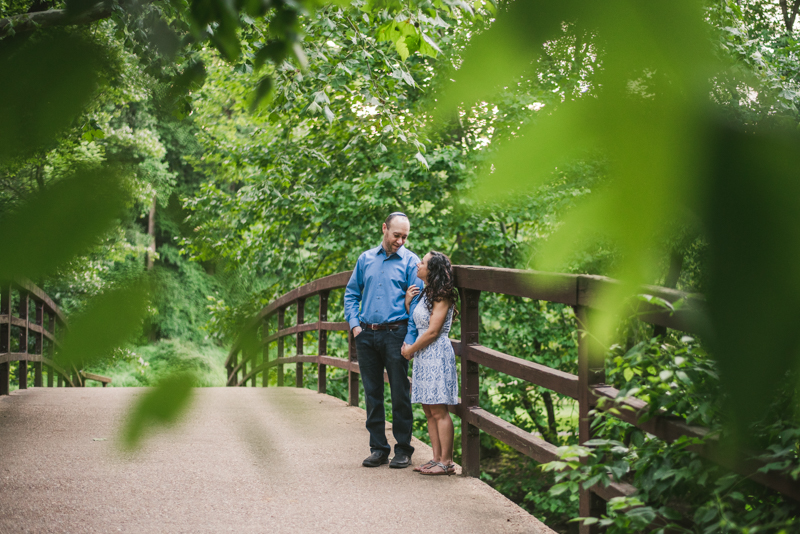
top-left (344, 212), bottom-right (423, 469)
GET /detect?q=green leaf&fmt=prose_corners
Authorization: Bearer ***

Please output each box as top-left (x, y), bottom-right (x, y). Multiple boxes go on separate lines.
top-left (323, 105), bottom-right (335, 123)
top-left (377, 20), bottom-right (417, 61)
top-left (705, 126), bottom-right (800, 449)
top-left (659, 506), bottom-right (683, 521)
top-left (64, 0), bottom-right (102, 17)
top-left (291, 42), bottom-right (309, 70)
top-left (255, 41), bottom-right (288, 70)
top-left (432, 0), bottom-right (717, 348)
top-left (549, 482), bottom-right (572, 496)
top-left (249, 76), bottom-right (274, 112)
top-left (57, 280), bottom-right (151, 369)
top-left (0, 167), bottom-right (127, 282)
top-left (0, 32), bottom-right (106, 162)
top-left (167, 61), bottom-right (207, 100)
top-left (121, 372), bottom-right (196, 450)
top-left (419, 32), bottom-right (442, 57)
top-left (623, 367), bottom-right (634, 382)
top-left (401, 69), bottom-right (415, 87)
top-left (431, 0), bottom-right (579, 121)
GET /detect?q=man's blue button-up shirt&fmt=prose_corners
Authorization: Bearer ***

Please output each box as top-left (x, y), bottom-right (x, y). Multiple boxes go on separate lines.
top-left (344, 243), bottom-right (424, 345)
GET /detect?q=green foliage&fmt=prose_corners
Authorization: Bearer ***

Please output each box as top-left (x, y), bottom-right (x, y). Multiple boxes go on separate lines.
top-left (121, 371), bottom-right (196, 450)
top-left (90, 339), bottom-right (228, 387)
top-left (479, 294), bottom-right (579, 444)
top-left (0, 31), bottom-right (108, 162)
top-left (606, 336), bottom-right (720, 427)
top-left (481, 450), bottom-right (577, 528)
top-left (0, 167), bottom-right (127, 282)
top-left (150, 246), bottom-right (222, 343)
top-left (58, 280), bottom-right (151, 369)
top-left (1, 0), bottom-right (800, 529)
top-left (427, 0), bottom-right (800, 451)
top-left (542, 331), bottom-right (800, 533)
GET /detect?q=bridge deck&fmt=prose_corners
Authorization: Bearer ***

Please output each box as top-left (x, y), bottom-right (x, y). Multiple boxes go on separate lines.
top-left (0, 387), bottom-right (553, 533)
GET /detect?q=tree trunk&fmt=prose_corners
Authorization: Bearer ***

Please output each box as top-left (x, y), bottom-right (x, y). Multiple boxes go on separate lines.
top-left (653, 249), bottom-right (683, 337)
top-left (664, 248), bottom-right (684, 289)
top-left (779, 0), bottom-right (800, 33)
top-left (34, 164), bottom-right (45, 192)
top-left (145, 197), bottom-right (156, 270)
top-left (541, 390), bottom-right (559, 442)
top-left (520, 393), bottom-right (553, 443)
top-left (0, 3), bottom-right (113, 38)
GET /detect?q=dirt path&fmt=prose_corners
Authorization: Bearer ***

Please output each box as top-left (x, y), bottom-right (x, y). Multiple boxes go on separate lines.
top-left (0, 387), bottom-right (554, 533)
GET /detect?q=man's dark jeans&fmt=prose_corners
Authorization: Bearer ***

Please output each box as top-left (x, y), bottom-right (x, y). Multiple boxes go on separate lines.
top-left (355, 325), bottom-right (414, 457)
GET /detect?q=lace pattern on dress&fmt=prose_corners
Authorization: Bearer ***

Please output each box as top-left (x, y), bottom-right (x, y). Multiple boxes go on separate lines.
top-left (410, 296), bottom-right (458, 405)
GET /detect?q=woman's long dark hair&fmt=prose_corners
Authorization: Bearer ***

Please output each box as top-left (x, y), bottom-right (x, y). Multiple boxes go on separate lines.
top-left (421, 251), bottom-right (458, 315)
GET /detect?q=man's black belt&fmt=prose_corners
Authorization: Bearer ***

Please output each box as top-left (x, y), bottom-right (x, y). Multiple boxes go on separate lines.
top-left (360, 320), bottom-right (408, 331)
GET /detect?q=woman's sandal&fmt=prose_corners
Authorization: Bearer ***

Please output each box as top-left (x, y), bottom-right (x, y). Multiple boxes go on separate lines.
top-left (413, 460), bottom-right (437, 473)
top-left (419, 461), bottom-right (455, 476)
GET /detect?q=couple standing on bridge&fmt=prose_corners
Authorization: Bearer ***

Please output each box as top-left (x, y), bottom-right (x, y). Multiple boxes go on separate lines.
top-left (344, 212), bottom-right (459, 476)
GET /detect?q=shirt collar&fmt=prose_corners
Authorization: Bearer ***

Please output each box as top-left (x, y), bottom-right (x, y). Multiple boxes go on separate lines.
top-left (376, 243), bottom-right (407, 259)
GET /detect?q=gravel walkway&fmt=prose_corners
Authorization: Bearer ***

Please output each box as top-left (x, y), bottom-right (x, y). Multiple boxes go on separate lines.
top-left (0, 387), bottom-right (555, 533)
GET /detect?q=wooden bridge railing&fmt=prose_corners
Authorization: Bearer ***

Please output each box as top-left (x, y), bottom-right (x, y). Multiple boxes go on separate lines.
top-left (0, 279), bottom-right (111, 394)
top-left (225, 266), bottom-right (799, 532)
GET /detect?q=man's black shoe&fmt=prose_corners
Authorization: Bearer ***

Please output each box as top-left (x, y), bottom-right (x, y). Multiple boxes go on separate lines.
top-left (389, 453), bottom-right (412, 469)
top-left (362, 451), bottom-right (389, 467)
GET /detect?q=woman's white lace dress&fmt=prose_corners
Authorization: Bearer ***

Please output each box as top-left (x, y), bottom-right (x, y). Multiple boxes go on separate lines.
top-left (410, 296), bottom-right (458, 405)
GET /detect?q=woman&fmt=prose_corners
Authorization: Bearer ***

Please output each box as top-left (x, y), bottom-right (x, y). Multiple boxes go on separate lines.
top-left (401, 251), bottom-right (458, 476)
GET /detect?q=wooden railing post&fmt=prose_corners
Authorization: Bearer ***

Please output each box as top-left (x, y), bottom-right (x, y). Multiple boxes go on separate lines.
top-left (296, 298), bottom-right (305, 388)
top-left (250, 328), bottom-right (258, 387)
top-left (33, 300), bottom-right (43, 387)
top-left (232, 351), bottom-right (239, 386)
top-left (0, 361), bottom-right (8, 395)
top-left (460, 288), bottom-right (481, 477)
top-left (19, 358), bottom-right (29, 390)
top-left (347, 327), bottom-right (359, 406)
top-left (1, 285), bottom-right (10, 396)
top-left (317, 291), bottom-right (329, 394)
top-left (262, 316), bottom-right (270, 387)
top-left (245, 347), bottom-right (251, 386)
top-left (576, 297), bottom-right (607, 534)
top-left (46, 311), bottom-right (54, 387)
top-left (277, 308), bottom-right (285, 387)
top-left (33, 362), bottom-right (42, 387)
top-left (18, 291), bottom-right (28, 390)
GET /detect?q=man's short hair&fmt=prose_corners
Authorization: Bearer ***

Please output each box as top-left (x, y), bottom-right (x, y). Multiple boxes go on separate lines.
top-left (384, 212), bottom-right (408, 226)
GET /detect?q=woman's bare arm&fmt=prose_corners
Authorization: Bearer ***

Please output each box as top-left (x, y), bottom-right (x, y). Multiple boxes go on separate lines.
top-left (405, 284), bottom-right (419, 314)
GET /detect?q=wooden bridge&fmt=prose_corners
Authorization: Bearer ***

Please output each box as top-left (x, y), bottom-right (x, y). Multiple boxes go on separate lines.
top-left (0, 386), bottom-right (551, 532)
top-left (1, 268), bottom-right (799, 533)
top-left (225, 266), bottom-right (800, 531)
top-left (0, 279), bottom-right (111, 392)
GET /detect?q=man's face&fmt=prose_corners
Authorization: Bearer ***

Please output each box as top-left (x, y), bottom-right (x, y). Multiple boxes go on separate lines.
top-left (382, 217), bottom-right (410, 254)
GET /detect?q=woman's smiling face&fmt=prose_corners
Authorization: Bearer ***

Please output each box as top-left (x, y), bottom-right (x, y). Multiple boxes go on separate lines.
top-left (416, 252), bottom-right (432, 282)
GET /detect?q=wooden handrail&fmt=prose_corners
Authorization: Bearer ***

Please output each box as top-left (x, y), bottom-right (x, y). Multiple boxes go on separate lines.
top-left (226, 264), bottom-right (797, 530)
top-left (81, 371), bottom-right (112, 387)
top-left (225, 267), bottom-right (705, 368)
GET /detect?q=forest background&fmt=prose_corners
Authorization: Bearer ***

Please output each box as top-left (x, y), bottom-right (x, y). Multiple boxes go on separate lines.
top-left (2, 0), bottom-right (800, 532)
